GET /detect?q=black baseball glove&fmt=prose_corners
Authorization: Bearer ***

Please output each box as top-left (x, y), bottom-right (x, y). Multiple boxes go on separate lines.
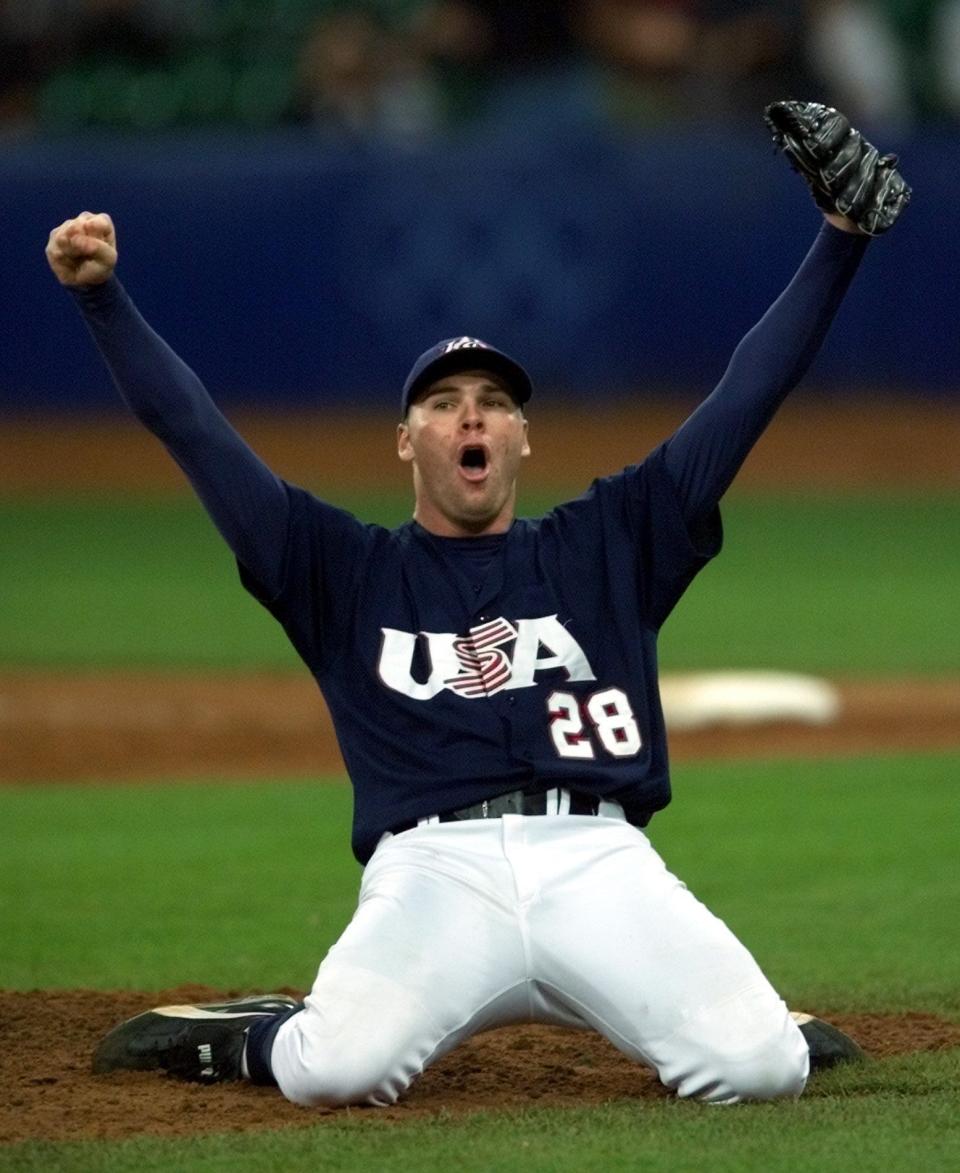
top-left (764, 100), bottom-right (911, 236)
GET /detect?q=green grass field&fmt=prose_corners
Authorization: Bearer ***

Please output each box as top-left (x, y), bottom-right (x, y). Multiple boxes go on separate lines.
top-left (2, 488), bottom-right (958, 1170)
top-left (0, 491), bottom-right (958, 671)
top-left (4, 756), bottom-right (958, 1005)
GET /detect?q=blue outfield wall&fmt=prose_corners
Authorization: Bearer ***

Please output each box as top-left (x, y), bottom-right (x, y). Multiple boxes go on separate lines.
top-left (4, 125), bottom-right (959, 410)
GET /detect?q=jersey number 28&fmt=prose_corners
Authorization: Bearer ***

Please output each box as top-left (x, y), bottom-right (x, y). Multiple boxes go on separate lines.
top-left (547, 688), bottom-right (642, 759)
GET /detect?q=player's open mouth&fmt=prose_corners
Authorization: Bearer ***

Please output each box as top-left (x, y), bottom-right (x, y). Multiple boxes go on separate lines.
top-left (459, 445), bottom-right (489, 482)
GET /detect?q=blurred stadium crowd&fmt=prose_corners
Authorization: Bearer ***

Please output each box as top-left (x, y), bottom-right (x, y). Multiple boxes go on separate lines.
top-left (1, 0), bottom-right (958, 142)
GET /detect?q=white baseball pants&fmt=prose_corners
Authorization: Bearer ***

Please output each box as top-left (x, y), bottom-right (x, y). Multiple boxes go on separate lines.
top-left (270, 812), bottom-right (808, 1106)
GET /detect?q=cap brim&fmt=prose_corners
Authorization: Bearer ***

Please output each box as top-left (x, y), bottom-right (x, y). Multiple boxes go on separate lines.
top-left (404, 350), bottom-right (532, 413)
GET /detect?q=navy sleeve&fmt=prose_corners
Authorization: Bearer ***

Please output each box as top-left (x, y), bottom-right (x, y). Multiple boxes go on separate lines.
top-left (663, 223), bottom-right (869, 523)
top-left (69, 277), bottom-right (290, 598)
top-left (238, 485), bottom-right (379, 672)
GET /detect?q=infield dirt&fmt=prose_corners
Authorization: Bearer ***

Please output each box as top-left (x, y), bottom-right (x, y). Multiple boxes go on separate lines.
top-left (3, 987), bottom-right (960, 1144)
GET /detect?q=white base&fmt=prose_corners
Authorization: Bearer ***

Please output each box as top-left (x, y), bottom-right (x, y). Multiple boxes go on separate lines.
top-left (660, 671), bottom-right (841, 731)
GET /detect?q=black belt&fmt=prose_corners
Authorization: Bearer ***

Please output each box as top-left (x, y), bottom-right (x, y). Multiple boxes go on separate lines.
top-left (391, 787), bottom-right (603, 835)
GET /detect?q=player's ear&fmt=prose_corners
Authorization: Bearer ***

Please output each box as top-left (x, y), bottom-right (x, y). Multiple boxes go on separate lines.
top-left (521, 415), bottom-right (530, 458)
top-left (397, 421), bottom-right (414, 462)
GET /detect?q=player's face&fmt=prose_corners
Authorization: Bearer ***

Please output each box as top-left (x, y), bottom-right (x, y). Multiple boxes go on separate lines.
top-left (397, 371), bottom-right (530, 537)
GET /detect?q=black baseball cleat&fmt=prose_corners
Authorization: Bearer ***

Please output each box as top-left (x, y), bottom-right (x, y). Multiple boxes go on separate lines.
top-left (790, 1011), bottom-right (865, 1071)
top-left (92, 994), bottom-right (302, 1083)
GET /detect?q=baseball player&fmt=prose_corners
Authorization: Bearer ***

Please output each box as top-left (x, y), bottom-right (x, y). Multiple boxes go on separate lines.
top-left (47, 103), bottom-right (908, 1106)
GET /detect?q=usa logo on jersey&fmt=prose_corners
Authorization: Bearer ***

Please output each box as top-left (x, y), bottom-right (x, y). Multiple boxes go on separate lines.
top-left (377, 614), bottom-right (595, 700)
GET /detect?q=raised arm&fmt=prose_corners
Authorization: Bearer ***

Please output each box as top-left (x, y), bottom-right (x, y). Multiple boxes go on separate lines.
top-left (663, 217), bottom-right (867, 521)
top-left (46, 212), bottom-right (290, 598)
top-left (663, 102), bottom-right (910, 524)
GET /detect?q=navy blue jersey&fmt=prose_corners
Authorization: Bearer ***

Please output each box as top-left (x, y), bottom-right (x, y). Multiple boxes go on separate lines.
top-left (71, 223), bottom-right (868, 862)
top-left (238, 446), bottom-right (719, 860)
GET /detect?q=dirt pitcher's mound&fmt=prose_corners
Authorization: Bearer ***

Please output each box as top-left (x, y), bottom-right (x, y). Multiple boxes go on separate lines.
top-left (2, 987), bottom-right (959, 1145)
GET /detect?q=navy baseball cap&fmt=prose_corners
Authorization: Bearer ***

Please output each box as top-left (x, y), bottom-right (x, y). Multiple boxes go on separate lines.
top-left (401, 336), bottom-right (533, 416)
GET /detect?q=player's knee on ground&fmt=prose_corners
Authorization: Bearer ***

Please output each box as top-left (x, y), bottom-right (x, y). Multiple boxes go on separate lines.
top-left (658, 997), bottom-right (809, 1104)
top-left (677, 1036), bottom-right (809, 1104)
top-left (269, 1006), bottom-right (425, 1107)
top-left (273, 1035), bottom-right (410, 1107)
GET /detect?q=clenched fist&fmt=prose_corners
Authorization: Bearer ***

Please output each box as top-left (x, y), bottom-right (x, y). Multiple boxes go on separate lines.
top-left (46, 212), bottom-right (118, 286)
